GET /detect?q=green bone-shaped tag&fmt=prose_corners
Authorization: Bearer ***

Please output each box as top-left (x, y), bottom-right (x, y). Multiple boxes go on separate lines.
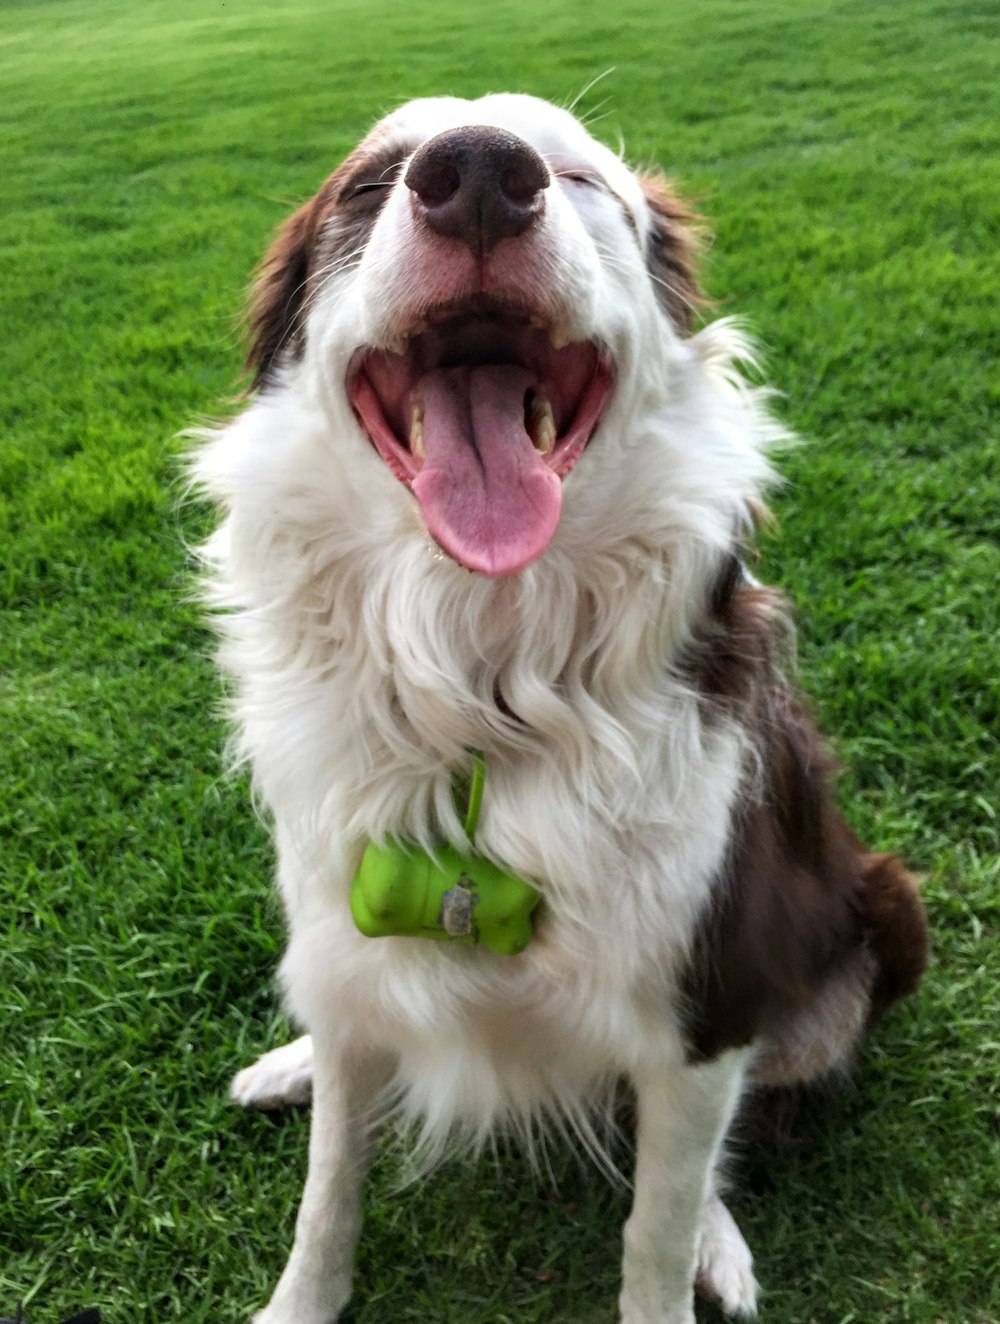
top-left (350, 756), bottom-right (540, 956)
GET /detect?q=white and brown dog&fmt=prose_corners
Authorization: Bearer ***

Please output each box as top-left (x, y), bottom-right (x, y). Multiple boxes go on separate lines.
top-left (190, 94), bottom-right (927, 1323)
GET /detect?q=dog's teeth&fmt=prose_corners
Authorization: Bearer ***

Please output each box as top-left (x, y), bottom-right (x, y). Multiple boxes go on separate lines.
top-left (409, 401), bottom-right (425, 457)
top-left (388, 320), bottom-right (426, 352)
top-left (548, 328), bottom-right (572, 350)
top-left (528, 396), bottom-right (556, 453)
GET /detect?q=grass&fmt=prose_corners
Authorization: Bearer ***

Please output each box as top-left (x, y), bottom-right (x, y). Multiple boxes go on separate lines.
top-left (1, 0), bottom-right (998, 1320)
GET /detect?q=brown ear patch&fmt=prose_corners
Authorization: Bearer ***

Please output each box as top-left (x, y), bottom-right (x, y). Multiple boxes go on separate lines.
top-left (243, 131), bottom-right (408, 391)
top-left (245, 195), bottom-right (325, 391)
top-left (637, 172), bottom-right (705, 334)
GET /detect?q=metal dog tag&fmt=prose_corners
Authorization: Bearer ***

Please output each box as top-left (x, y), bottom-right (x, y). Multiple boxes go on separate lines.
top-left (439, 877), bottom-right (477, 937)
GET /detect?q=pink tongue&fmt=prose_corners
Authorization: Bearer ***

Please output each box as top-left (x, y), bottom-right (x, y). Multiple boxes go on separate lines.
top-left (411, 364), bottom-right (562, 577)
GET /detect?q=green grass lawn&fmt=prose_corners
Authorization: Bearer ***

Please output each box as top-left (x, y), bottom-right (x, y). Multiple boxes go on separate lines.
top-left (2, 0), bottom-right (998, 1320)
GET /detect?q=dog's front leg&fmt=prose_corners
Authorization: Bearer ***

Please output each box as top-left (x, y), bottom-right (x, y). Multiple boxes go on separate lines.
top-left (254, 1035), bottom-right (392, 1324)
top-left (619, 1049), bottom-right (749, 1324)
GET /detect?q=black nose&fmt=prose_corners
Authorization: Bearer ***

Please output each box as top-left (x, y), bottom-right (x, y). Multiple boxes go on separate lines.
top-left (404, 126), bottom-right (549, 255)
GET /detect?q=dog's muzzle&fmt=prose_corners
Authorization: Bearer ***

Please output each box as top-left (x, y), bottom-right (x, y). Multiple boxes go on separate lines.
top-left (349, 124), bottom-right (613, 577)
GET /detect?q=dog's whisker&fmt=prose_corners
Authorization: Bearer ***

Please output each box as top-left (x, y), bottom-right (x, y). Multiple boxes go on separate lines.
top-left (593, 241), bottom-right (702, 316)
top-left (562, 67), bottom-right (616, 117)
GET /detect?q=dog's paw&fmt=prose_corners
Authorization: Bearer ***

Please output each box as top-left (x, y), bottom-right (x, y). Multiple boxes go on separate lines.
top-left (231, 1034), bottom-right (314, 1110)
top-left (251, 1276), bottom-right (347, 1324)
top-left (696, 1194), bottom-right (758, 1318)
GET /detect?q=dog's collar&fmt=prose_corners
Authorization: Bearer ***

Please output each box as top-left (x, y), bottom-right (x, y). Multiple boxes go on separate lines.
top-left (350, 753), bottom-right (541, 955)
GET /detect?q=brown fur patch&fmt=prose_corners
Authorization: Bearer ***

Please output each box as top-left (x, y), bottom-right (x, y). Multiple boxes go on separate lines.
top-left (860, 852), bottom-right (929, 1019)
top-left (245, 195), bottom-right (325, 390)
top-left (680, 556), bottom-right (928, 1068)
top-left (245, 134), bottom-right (407, 390)
top-left (637, 172), bottom-right (705, 334)
top-left (682, 692), bottom-right (869, 1062)
top-left (686, 554), bottom-right (791, 716)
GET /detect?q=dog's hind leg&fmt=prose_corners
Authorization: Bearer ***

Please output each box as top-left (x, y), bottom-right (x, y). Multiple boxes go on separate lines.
top-left (232, 1034), bottom-right (315, 1110)
top-left (619, 1048), bottom-right (750, 1324)
top-left (253, 1035), bottom-right (392, 1324)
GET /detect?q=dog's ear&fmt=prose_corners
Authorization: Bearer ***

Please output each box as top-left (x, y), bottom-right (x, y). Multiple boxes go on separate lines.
top-left (637, 173), bottom-right (704, 335)
top-left (245, 197), bottom-right (321, 391)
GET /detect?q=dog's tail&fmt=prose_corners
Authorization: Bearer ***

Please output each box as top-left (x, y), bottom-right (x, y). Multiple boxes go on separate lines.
top-left (861, 852), bottom-right (929, 1023)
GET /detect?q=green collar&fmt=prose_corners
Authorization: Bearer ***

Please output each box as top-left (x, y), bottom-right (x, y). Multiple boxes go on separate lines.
top-left (350, 754), bottom-right (541, 955)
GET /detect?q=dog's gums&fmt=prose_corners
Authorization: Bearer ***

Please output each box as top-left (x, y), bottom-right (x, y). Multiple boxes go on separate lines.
top-left (348, 297), bottom-right (613, 576)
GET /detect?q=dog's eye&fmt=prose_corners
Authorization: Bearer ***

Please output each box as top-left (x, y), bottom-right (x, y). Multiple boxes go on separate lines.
top-left (341, 162), bottom-right (404, 209)
top-left (558, 170), bottom-right (603, 190)
top-left (344, 183), bottom-right (390, 210)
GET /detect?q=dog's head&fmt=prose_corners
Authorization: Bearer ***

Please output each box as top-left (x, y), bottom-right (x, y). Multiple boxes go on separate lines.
top-left (246, 94), bottom-right (701, 577)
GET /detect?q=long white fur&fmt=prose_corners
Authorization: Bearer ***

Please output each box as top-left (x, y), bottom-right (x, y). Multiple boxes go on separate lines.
top-left (191, 94), bottom-right (789, 1323)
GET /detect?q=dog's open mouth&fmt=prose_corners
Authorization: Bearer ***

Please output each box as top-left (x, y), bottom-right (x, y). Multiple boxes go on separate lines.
top-left (348, 296), bottom-right (614, 576)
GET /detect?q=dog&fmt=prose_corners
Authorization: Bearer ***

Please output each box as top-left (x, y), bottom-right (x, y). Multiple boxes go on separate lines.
top-left (190, 94), bottom-right (928, 1324)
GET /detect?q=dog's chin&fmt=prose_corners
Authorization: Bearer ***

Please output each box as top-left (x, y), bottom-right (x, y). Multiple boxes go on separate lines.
top-left (348, 296), bottom-right (614, 577)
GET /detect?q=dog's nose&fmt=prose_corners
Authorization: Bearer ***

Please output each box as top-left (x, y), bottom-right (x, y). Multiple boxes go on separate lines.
top-left (405, 127), bottom-right (549, 255)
